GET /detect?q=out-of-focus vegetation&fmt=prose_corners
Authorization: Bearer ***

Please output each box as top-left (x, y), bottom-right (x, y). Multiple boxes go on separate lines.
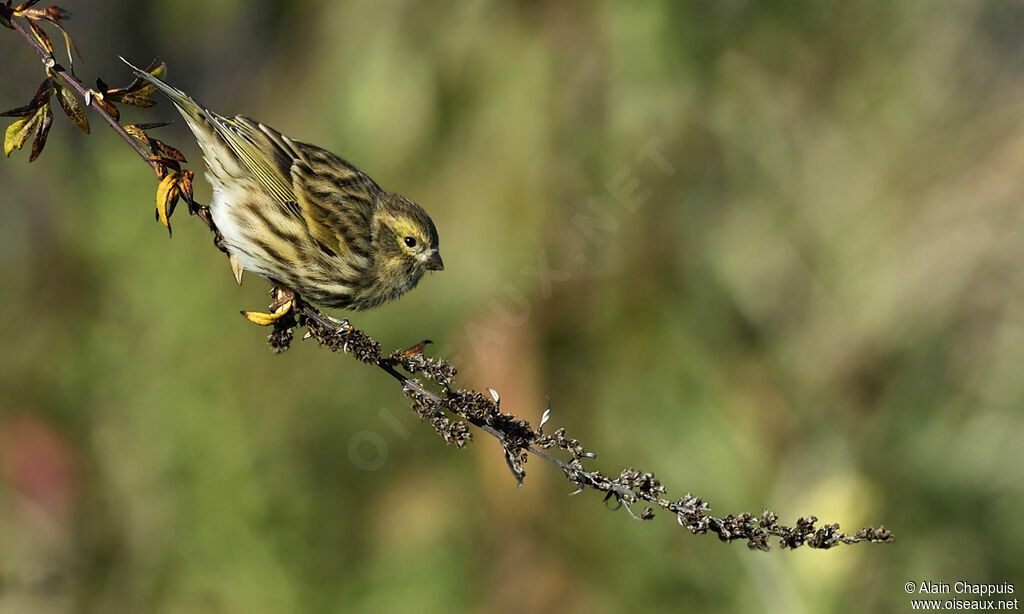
top-left (1, 1), bottom-right (1022, 612)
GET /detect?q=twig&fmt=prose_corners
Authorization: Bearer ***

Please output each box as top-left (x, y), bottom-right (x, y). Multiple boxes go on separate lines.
top-left (6, 10), bottom-right (218, 233)
top-left (295, 304), bottom-right (894, 550)
top-left (9, 16), bottom-right (153, 166)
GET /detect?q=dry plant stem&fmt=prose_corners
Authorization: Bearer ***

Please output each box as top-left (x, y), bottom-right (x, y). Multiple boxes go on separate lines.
top-left (296, 306), bottom-right (894, 551)
top-left (8, 13), bottom-right (218, 232)
top-left (5, 8), bottom-right (895, 551)
top-left (10, 17), bottom-right (151, 164)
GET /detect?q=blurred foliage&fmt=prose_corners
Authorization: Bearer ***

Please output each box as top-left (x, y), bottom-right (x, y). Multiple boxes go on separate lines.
top-left (2, 1), bottom-right (1023, 612)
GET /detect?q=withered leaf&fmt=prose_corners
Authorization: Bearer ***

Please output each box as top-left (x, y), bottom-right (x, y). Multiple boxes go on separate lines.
top-left (149, 138), bottom-right (186, 163)
top-left (27, 20), bottom-right (53, 54)
top-left (21, 7), bottom-right (78, 71)
top-left (178, 169), bottom-right (195, 210)
top-left (155, 171), bottom-right (181, 235)
top-left (242, 300), bottom-right (294, 326)
top-left (123, 123), bottom-right (147, 141)
top-left (132, 121), bottom-right (172, 131)
top-left (28, 102), bottom-right (52, 162)
top-left (20, 6), bottom-right (69, 24)
top-left (123, 122), bottom-right (170, 143)
top-left (397, 339), bottom-right (433, 359)
top-left (105, 60), bottom-right (166, 108)
top-left (125, 123), bottom-right (181, 180)
top-left (33, 77), bottom-right (54, 100)
top-left (1, 77), bottom-right (54, 117)
top-left (144, 59), bottom-right (167, 80)
top-left (131, 59), bottom-right (167, 97)
top-left (91, 95), bottom-right (119, 121)
top-left (54, 82), bottom-right (88, 133)
top-left (4, 113), bottom-right (39, 156)
top-left (149, 158), bottom-right (172, 180)
top-left (0, 103), bottom-right (38, 118)
top-left (107, 92), bottom-right (156, 108)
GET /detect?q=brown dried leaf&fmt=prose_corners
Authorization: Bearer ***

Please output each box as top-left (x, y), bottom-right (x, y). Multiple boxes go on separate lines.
top-left (149, 138), bottom-right (186, 163)
top-left (107, 91), bottom-right (156, 108)
top-left (149, 159), bottom-right (171, 180)
top-left (0, 103), bottom-right (38, 118)
top-left (28, 102), bottom-right (52, 162)
top-left (1, 78), bottom-right (53, 117)
top-left (122, 122), bottom-right (172, 144)
top-left (123, 124), bottom-right (147, 141)
top-left (54, 82), bottom-right (88, 134)
top-left (130, 59), bottom-right (167, 97)
top-left (178, 169), bottom-right (195, 209)
top-left (21, 7), bottom-right (78, 71)
top-left (32, 77), bottom-right (54, 103)
top-left (106, 60), bottom-right (166, 108)
top-left (132, 121), bottom-right (172, 131)
top-left (27, 20), bottom-right (53, 54)
top-left (397, 339), bottom-right (434, 359)
top-left (92, 96), bottom-right (119, 122)
top-left (20, 6), bottom-right (69, 24)
top-left (137, 60), bottom-right (166, 95)
top-left (155, 172), bottom-right (180, 235)
top-left (145, 59), bottom-right (167, 80)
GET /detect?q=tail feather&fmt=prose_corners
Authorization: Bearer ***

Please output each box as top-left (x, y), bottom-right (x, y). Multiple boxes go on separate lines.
top-left (119, 56), bottom-right (207, 124)
top-left (120, 57), bottom-right (297, 203)
top-left (119, 56), bottom-right (249, 182)
top-left (119, 56), bottom-right (236, 162)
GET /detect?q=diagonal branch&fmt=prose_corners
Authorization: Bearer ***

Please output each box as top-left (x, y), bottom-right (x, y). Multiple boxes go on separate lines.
top-left (6, 9), bottom-right (219, 233)
top-left (295, 304), bottom-right (894, 550)
top-left (9, 14), bottom-right (152, 164)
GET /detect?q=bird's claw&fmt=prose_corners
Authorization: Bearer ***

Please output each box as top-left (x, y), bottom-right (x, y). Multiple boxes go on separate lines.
top-left (324, 314), bottom-right (350, 332)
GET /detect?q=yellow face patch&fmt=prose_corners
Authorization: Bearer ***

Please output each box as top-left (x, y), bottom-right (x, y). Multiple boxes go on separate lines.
top-left (381, 214), bottom-right (430, 248)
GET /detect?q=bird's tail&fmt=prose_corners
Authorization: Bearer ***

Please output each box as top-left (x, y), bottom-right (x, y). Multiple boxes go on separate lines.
top-left (119, 57), bottom-right (210, 126)
top-left (119, 56), bottom-right (251, 183)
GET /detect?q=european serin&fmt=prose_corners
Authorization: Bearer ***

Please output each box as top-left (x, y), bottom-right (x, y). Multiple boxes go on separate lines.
top-left (122, 58), bottom-right (443, 311)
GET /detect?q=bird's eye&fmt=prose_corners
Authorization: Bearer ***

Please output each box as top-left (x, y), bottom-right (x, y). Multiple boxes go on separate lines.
top-left (404, 236), bottom-right (417, 248)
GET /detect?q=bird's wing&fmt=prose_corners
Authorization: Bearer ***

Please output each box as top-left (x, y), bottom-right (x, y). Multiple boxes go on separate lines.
top-left (288, 141), bottom-right (378, 262)
top-left (217, 116), bottom-right (300, 205)
top-left (227, 119), bottom-right (378, 261)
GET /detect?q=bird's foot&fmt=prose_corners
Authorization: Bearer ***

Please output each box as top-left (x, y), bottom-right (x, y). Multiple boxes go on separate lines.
top-left (323, 314), bottom-right (350, 332)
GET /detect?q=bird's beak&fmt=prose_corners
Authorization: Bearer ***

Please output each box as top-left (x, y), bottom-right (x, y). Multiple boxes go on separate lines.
top-left (424, 250), bottom-right (444, 271)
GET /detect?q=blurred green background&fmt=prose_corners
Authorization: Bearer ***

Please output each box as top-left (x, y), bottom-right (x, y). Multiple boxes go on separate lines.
top-left (2, 1), bottom-right (1023, 612)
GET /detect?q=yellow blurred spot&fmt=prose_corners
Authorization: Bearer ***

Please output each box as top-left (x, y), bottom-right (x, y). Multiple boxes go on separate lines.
top-left (790, 472), bottom-right (883, 582)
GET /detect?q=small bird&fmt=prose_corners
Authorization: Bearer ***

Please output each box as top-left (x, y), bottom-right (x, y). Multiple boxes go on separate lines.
top-left (121, 58), bottom-right (443, 312)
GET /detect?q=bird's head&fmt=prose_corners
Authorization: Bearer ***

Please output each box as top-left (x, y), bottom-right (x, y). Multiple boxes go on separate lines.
top-left (373, 194), bottom-right (443, 288)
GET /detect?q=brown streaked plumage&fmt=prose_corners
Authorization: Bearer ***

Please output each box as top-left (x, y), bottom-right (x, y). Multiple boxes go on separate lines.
top-left (122, 58), bottom-right (442, 310)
